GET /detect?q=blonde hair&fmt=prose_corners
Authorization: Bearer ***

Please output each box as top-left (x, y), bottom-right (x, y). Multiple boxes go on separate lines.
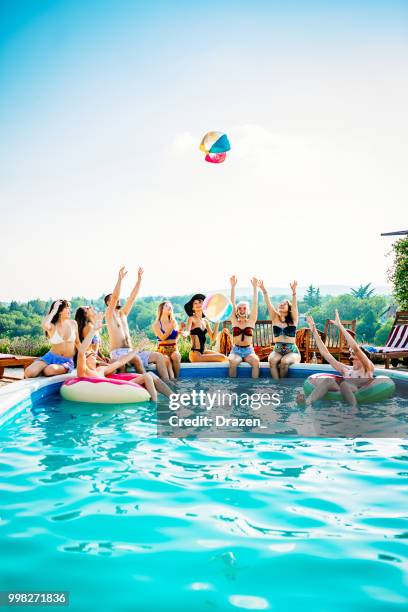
top-left (156, 301), bottom-right (176, 326)
top-left (235, 301), bottom-right (250, 320)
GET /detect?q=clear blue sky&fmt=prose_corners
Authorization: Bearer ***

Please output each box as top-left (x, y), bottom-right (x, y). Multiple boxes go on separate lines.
top-left (1, 1), bottom-right (407, 300)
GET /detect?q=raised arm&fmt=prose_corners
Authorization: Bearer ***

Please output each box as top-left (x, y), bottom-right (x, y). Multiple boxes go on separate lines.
top-left (106, 267), bottom-right (127, 320)
top-left (42, 300), bottom-right (61, 334)
top-left (333, 310), bottom-right (374, 373)
top-left (258, 280), bottom-right (278, 320)
top-left (77, 315), bottom-right (103, 377)
top-left (250, 277), bottom-right (259, 320)
top-left (290, 280), bottom-right (298, 325)
top-left (307, 316), bottom-right (346, 374)
top-left (230, 275), bottom-right (237, 306)
top-left (122, 267), bottom-right (143, 316)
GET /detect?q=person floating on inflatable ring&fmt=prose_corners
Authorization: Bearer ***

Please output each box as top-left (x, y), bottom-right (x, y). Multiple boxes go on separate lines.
top-left (77, 314), bottom-right (172, 402)
top-left (305, 310), bottom-right (381, 407)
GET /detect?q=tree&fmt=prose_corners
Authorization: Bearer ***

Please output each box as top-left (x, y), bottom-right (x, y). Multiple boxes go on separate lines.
top-left (350, 283), bottom-right (375, 299)
top-left (304, 285), bottom-right (321, 309)
top-left (374, 319), bottom-right (393, 345)
top-left (388, 236), bottom-right (408, 309)
top-left (356, 310), bottom-right (380, 343)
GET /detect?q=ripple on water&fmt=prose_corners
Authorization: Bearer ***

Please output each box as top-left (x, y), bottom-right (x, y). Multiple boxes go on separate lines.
top-left (0, 386), bottom-right (407, 610)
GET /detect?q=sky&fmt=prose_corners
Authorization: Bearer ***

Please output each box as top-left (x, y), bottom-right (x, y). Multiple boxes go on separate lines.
top-left (1, 0), bottom-right (407, 301)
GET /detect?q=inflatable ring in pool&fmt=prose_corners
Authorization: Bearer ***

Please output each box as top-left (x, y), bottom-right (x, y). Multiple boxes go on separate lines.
top-left (303, 374), bottom-right (395, 404)
top-left (60, 373), bottom-right (150, 404)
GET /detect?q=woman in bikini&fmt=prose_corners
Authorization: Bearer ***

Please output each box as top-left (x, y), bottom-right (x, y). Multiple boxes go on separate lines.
top-left (77, 314), bottom-right (171, 402)
top-left (184, 294), bottom-right (227, 363)
top-left (75, 306), bottom-right (109, 364)
top-left (25, 300), bottom-right (79, 377)
top-left (228, 276), bottom-right (260, 378)
top-left (259, 280), bottom-right (301, 379)
top-left (306, 310), bottom-right (378, 407)
top-left (152, 301), bottom-right (181, 379)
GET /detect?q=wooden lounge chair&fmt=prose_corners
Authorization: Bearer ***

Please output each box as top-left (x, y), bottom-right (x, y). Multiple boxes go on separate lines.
top-left (323, 319), bottom-right (356, 364)
top-left (366, 311), bottom-right (408, 369)
top-left (0, 353), bottom-right (37, 380)
top-left (296, 327), bottom-right (326, 363)
top-left (222, 320), bottom-right (274, 361)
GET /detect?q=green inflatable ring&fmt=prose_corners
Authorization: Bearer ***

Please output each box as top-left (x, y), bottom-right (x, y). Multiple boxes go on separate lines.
top-left (303, 374), bottom-right (395, 404)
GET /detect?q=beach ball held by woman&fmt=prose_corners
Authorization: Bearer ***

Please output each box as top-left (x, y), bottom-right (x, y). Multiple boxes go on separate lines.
top-left (200, 131), bottom-right (231, 163)
top-left (203, 293), bottom-right (233, 322)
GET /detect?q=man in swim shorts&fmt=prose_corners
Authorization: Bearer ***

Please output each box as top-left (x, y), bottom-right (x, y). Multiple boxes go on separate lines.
top-left (105, 267), bottom-right (170, 381)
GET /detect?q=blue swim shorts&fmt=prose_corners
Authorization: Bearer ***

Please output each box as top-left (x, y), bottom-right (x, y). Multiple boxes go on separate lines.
top-left (137, 350), bottom-right (152, 368)
top-left (229, 345), bottom-right (256, 360)
top-left (38, 351), bottom-right (74, 373)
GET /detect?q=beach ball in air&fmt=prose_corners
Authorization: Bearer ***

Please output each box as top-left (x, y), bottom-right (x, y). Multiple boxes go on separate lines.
top-left (203, 293), bottom-right (233, 323)
top-left (199, 131), bottom-right (231, 164)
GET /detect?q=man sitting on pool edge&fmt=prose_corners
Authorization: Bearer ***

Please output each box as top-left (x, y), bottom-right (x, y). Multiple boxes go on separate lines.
top-left (104, 266), bottom-right (170, 381)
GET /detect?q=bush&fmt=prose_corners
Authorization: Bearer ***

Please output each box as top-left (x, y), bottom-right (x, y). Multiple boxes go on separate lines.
top-left (373, 320), bottom-right (393, 346)
top-left (0, 336), bottom-right (51, 357)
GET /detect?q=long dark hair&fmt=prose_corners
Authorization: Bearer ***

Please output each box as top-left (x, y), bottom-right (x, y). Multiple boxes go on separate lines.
top-left (75, 307), bottom-right (89, 342)
top-left (283, 300), bottom-right (294, 325)
top-left (45, 300), bottom-right (70, 336)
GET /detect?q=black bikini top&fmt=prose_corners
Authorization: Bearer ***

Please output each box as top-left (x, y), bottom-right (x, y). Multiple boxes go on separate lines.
top-left (273, 324), bottom-right (297, 338)
top-left (232, 326), bottom-right (254, 342)
top-left (190, 327), bottom-right (207, 353)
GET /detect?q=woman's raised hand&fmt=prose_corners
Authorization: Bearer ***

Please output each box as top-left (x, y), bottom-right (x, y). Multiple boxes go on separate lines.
top-left (52, 300), bottom-right (63, 313)
top-left (306, 315), bottom-right (316, 330)
top-left (258, 280), bottom-right (266, 292)
top-left (230, 275), bottom-right (238, 287)
top-left (93, 312), bottom-right (104, 330)
top-left (333, 309), bottom-right (342, 327)
top-left (250, 277), bottom-right (259, 288)
top-left (137, 267), bottom-right (144, 280)
top-left (119, 266), bottom-right (128, 281)
top-left (290, 280), bottom-right (298, 293)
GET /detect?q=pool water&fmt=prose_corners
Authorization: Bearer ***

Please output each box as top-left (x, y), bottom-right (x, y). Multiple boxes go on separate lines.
top-left (0, 378), bottom-right (407, 611)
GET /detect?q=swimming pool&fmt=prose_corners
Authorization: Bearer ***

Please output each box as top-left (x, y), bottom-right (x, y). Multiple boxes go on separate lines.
top-left (0, 369), bottom-right (407, 611)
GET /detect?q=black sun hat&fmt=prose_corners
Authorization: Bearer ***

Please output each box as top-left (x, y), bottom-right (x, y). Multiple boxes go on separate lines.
top-left (184, 293), bottom-right (206, 316)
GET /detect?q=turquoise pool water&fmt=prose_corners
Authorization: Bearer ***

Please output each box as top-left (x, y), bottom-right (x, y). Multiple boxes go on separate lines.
top-left (0, 378), bottom-right (407, 611)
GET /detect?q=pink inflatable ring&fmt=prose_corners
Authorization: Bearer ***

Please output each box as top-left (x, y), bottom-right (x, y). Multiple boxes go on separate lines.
top-left (60, 373), bottom-right (150, 404)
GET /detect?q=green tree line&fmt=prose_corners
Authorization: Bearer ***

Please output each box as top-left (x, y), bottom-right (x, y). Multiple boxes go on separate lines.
top-left (0, 289), bottom-right (394, 357)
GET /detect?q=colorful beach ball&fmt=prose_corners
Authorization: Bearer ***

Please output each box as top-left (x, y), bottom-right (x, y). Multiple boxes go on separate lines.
top-left (199, 131), bottom-right (231, 164)
top-left (203, 293), bottom-right (233, 323)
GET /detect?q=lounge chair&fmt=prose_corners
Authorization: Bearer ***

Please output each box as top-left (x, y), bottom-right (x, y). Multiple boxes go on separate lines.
top-left (296, 327), bottom-right (326, 363)
top-left (0, 353), bottom-right (37, 380)
top-left (323, 319), bottom-right (356, 363)
top-left (364, 311), bottom-right (408, 369)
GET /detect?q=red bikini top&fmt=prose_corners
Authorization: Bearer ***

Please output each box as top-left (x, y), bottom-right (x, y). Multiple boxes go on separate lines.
top-left (232, 326), bottom-right (254, 341)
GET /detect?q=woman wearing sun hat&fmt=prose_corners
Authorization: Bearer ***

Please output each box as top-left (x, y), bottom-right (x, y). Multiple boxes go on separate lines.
top-left (184, 294), bottom-right (227, 363)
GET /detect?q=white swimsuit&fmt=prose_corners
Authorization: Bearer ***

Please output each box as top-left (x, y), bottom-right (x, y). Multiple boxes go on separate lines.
top-left (49, 324), bottom-right (76, 344)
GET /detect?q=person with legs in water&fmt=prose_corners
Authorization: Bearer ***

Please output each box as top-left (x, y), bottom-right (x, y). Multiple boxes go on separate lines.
top-left (77, 313), bottom-right (172, 402)
top-left (259, 280), bottom-right (301, 379)
top-left (228, 276), bottom-right (260, 378)
top-left (152, 301), bottom-right (181, 379)
top-left (104, 266), bottom-right (169, 380)
top-left (306, 311), bottom-right (379, 407)
top-left (184, 294), bottom-right (227, 363)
